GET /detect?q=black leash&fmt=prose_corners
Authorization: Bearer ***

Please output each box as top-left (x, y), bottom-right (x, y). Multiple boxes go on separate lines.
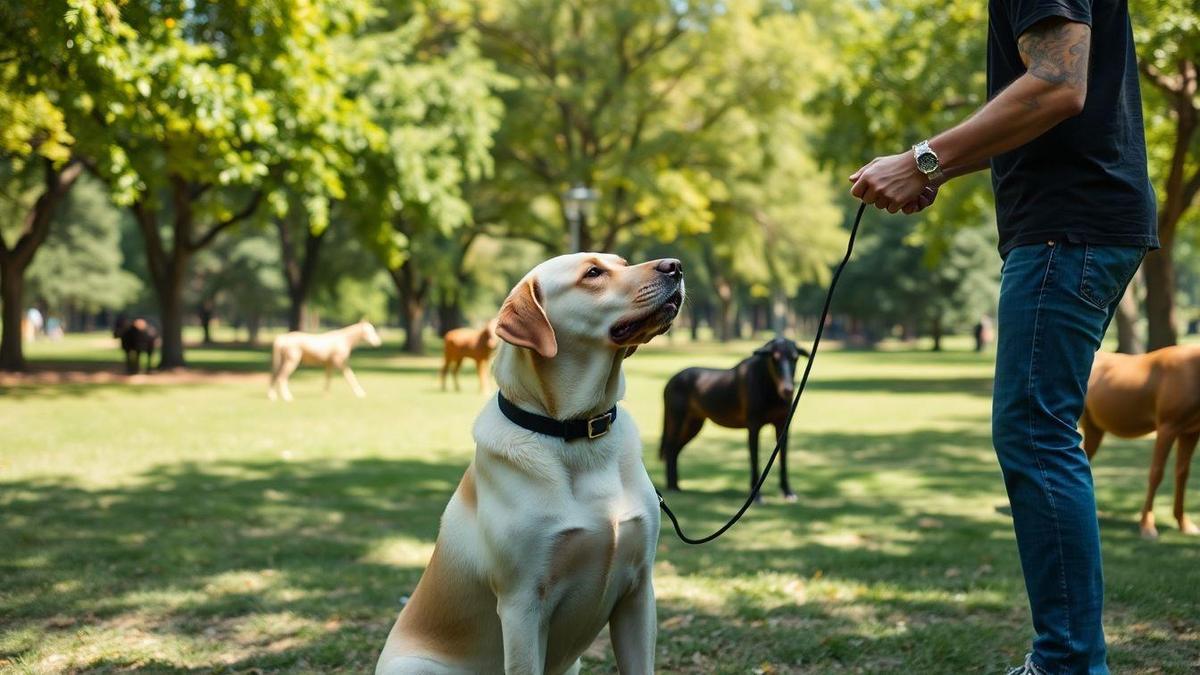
top-left (655, 202), bottom-right (868, 545)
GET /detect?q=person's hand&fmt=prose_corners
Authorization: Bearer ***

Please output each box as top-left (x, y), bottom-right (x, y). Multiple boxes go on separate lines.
top-left (902, 184), bottom-right (939, 214)
top-left (849, 151), bottom-right (929, 214)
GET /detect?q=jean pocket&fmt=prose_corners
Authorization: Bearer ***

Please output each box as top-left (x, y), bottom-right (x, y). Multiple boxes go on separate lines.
top-left (1079, 244), bottom-right (1146, 310)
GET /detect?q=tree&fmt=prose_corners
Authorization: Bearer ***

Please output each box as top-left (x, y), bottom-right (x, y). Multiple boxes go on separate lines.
top-left (201, 231), bottom-right (288, 345)
top-left (834, 215), bottom-right (999, 350)
top-left (1135, 0), bottom-right (1200, 349)
top-left (816, 0), bottom-right (995, 244)
top-left (0, 28), bottom-right (90, 369)
top-left (275, 208), bottom-right (330, 332)
top-left (346, 6), bottom-right (505, 353)
top-left (17, 0), bottom-right (372, 367)
top-left (0, 158), bottom-right (82, 370)
top-left (478, 1), bottom-right (845, 338)
top-left (25, 175), bottom-right (140, 327)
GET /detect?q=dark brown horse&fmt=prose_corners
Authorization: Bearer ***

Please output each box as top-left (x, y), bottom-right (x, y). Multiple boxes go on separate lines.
top-left (660, 337), bottom-right (809, 501)
top-left (114, 315), bottom-right (159, 374)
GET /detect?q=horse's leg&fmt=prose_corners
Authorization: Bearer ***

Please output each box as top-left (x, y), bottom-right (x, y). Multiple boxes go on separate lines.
top-left (440, 356), bottom-right (450, 391)
top-left (1173, 432), bottom-right (1199, 535)
top-left (452, 359), bottom-right (462, 392)
top-left (342, 364), bottom-right (367, 398)
top-left (1081, 408), bottom-right (1106, 461)
top-left (748, 426), bottom-right (763, 503)
top-left (278, 356), bottom-right (301, 402)
top-left (774, 421), bottom-right (797, 502)
top-left (664, 414), bottom-right (705, 492)
top-left (1141, 427), bottom-right (1178, 539)
top-left (476, 357), bottom-right (488, 393)
top-left (324, 362), bottom-right (334, 395)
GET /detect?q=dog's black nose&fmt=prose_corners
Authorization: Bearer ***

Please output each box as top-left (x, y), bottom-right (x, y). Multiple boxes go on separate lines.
top-left (656, 259), bottom-right (683, 278)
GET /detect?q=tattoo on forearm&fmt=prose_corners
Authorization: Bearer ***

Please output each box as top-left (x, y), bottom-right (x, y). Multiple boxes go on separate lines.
top-left (1017, 19), bottom-right (1091, 91)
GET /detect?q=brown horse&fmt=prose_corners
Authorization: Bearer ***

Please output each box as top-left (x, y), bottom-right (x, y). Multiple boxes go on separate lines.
top-left (440, 318), bottom-right (499, 392)
top-left (268, 320), bottom-right (382, 401)
top-left (1083, 346), bottom-right (1200, 538)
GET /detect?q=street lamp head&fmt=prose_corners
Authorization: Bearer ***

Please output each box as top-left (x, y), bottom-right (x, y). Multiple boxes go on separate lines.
top-left (562, 183), bottom-right (599, 223)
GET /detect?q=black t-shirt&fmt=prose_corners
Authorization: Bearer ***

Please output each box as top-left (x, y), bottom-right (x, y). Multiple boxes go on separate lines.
top-left (987, 0), bottom-right (1158, 255)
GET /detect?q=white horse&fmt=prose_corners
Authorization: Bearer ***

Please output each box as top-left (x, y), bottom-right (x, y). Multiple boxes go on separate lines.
top-left (268, 320), bottom-right (383, 401)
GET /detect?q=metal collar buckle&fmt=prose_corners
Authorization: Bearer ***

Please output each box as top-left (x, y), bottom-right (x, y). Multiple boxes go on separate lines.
top-left (587, 412), bottom-right (613, 439)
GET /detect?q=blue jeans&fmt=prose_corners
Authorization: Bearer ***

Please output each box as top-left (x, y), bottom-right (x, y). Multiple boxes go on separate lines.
top-left (992, 241), bottom-right (1145, 675)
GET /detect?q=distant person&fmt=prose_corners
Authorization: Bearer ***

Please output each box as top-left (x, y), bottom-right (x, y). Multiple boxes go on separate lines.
top-left (45, 317), bottom-right (63, 341)
top-left (974, 315), bottom-right (994, 352)
top-left (850, 1), bottom-right (1156, 672)
top-left (25, 307), bottom-right (43, 342)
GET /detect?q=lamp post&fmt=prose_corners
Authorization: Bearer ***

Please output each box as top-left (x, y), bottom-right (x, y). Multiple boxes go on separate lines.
top-left (562, 183), bottom-right (599, 253)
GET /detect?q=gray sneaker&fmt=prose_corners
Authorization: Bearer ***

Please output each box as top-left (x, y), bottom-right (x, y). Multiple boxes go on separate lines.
top-left (1006, 654), bottom-right (1047, 675)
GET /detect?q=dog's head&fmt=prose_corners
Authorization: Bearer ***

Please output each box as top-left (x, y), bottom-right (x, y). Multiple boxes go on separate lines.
top-left (753, 337), bottom-right (808, 401)
top-left (360, 320), bottom-right (383, 347)
top-left (495, 253), bottom-right (685, 359)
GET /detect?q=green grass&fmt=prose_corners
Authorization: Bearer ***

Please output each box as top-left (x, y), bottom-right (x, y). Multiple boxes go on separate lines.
top-left (2, 333), bottom-right (1198, 673)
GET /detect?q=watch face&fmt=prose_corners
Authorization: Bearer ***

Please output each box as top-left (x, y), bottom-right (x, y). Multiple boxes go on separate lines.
top-left (916, 153), bottom-right (938, 173)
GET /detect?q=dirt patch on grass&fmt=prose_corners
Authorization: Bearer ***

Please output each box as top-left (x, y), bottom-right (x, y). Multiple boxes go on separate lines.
top-left (0, 365), bottom-right (264, 387)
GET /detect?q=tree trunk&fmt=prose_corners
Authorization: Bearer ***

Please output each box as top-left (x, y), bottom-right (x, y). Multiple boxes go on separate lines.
top-left (130, 177), bottom-right (263, 369)
top-left (247, 314), bottom-right (261, 345)
top-left (403, 299), bottom-right (425, 354)
top-left (1115, 276), bottom-right (1144, 354)
top-left (437, 298), bottom-right (464, 336)
top-left (276, 218), bottom-right (327, 332)
top-left (0, 159), bottom-right (83, 371)
top-left (0, 267), bottom-right (25, 371)
top-left (715, 289), bottom-right (734, 342)
top-left (1138, 59), bottom-right (1198, 352)
top-left (931, 314), bottom-right (943, 352)
top-left (158, 275), bottom-right (187, 369)
top-left (390, 263), bottom-right (429, 354)
top-left (198, 299), bottom-right (215, 344)
top-left (1143, 249), bottom-right (1176, 351)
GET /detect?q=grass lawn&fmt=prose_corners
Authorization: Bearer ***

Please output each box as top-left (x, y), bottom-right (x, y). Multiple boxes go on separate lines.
top-left (2, 332), bottom-right (1198, 673)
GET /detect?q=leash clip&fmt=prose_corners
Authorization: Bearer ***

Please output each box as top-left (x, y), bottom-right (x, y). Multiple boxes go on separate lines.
top-left (586, 412), bottom-right (613, 439)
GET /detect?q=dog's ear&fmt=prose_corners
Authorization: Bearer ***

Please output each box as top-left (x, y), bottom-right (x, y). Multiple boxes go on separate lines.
top-left (496, 277), bottom-right (558, 358)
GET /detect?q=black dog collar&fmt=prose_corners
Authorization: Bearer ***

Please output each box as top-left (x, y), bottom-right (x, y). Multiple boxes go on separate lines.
top-left (497, 392), bottom-right (617, 441)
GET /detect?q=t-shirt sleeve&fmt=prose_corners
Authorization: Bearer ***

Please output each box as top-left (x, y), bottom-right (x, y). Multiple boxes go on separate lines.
top-left (1006, 0), bottom-right (1092, 40)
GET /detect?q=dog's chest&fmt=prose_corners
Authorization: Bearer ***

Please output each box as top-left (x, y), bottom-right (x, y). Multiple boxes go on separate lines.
top-left (537, 468), bottom-right (651, 603)
top-left (539, 497), bottom-right (653, 664)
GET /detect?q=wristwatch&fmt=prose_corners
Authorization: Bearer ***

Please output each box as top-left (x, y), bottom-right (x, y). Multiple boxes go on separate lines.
top-left (913, 140), bottom-right (944, 183)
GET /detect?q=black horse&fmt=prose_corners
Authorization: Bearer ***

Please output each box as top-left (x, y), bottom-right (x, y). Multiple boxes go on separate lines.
top-left (113, 314), bottom-right (160, 374)
top-left (659, 336), bottom-right (809, 501)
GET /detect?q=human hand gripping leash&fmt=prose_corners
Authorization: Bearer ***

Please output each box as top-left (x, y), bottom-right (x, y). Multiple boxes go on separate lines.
top-left (655, 202), bottom-right (867, 545)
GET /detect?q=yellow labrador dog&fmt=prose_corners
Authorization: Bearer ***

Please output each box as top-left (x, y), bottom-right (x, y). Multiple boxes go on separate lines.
top-left (376, 253), bottom-right (684, 675)
top-left (267, 319), bottom-right (382, 401)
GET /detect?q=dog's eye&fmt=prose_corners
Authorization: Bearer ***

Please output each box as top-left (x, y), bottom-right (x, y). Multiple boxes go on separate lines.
top-left (583, 266), bottom-right (604, 279)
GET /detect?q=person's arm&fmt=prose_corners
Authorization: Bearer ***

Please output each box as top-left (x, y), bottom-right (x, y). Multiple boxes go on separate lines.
top-left (850, 17), bottom-right (1091, 214)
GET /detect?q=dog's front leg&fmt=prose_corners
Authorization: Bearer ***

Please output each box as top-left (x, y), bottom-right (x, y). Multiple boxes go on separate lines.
top-left (497, 593), bottom-right (548, 675)
top-left (609, 579), bottom-right (656, 674)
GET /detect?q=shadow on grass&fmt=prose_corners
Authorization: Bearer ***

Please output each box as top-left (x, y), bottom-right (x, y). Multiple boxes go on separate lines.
top-left (2, 427), bottom-right (1197, 672)
top-left (0, 456), bottom-right (465, 672)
